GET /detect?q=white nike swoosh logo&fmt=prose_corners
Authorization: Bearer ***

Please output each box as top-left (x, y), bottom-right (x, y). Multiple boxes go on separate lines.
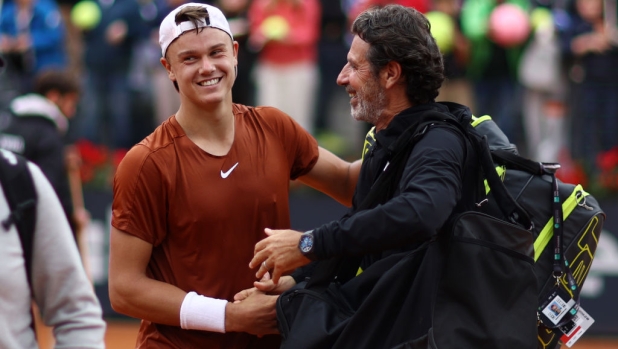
top-left (221, 162), bottom-right (239, 178)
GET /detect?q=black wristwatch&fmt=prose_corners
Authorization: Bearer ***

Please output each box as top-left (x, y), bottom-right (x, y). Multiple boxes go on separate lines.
top-left (298, 230), bottom-right (317, 260)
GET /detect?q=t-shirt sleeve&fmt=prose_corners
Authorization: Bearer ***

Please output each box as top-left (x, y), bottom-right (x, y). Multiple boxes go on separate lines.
top-left (111, 144), bottom-right (168, 246)
top-left (259, 106), bottom-right (319, 179)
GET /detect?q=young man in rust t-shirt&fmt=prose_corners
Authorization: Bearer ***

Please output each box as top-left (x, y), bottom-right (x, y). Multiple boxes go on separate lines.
top-left (108, 3), bottom-right (360, 348)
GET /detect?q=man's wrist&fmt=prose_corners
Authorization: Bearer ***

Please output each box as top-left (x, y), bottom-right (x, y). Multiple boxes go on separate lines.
top-left (179, 292), bottom-right (227, 333)
top-left (298, 230), bottom-right (317, 260)
top-left (224, 301), bottom-right (245, 333)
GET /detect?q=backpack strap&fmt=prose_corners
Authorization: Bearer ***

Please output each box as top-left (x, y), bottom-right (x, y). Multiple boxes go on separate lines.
top-left (0, 150), bottom-right (38, 336)
top-left (0, 149), bottom-right (37, 291)
top-left (491, 148), bottom-right (580, 300)
top-left (414, 112), bottom-right (533, 229)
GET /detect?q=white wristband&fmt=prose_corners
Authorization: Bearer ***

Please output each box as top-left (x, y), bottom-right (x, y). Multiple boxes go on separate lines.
top-left (179, 291), bottom-right (227, 333)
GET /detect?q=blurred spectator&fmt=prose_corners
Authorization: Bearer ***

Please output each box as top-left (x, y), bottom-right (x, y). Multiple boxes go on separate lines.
top-left (431, 0), bottom-right (475, 110)
top-left (141, 0), bottom-right (185, 127)
top-left (248, 0), bottom-right (321, 134)
top-left (518, 5), bottom-right (567, 161)
top-left (313, 0), bottom-right (349, 139)
top-left (217, 0), bottom-right (257, 107)
top-left (76, 0), bottom-right (143, 150)
top-left (461, 0), bottom-right (532, 146)
top-left (559, 0), bottom-right (618, 171)
top-left (125, 0), bottom-right (161, 140)
top-left (0, 0), bottom-right (68, 104)
top-left (0, 69), bottom-right (86, 240)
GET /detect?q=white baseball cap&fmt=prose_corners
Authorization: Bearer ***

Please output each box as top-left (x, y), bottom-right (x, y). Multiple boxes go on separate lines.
top-left (159, 3), bottom-right (233, 58)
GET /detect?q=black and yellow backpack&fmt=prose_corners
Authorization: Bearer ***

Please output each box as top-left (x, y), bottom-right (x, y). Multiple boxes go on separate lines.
top-left (472, 114), bottom-right (604, 349)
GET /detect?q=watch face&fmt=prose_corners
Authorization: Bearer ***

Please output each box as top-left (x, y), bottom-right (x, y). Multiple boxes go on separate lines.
top-left (299, 234), bottom-right (314, 253)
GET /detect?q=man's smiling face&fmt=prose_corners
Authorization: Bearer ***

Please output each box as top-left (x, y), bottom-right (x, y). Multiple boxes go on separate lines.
top-left (337, 36), bottom-right (386, 126)
top-left (163, 27), bottom-right (238, 108)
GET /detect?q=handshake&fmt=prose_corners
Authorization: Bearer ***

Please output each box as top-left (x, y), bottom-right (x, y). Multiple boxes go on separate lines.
top-left (227, 228), bottom-right (311, 336)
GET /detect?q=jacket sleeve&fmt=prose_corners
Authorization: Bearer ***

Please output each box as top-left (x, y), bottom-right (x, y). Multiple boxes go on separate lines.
top-left (29, 4), bottom-right (66, 52)
top-left (312, 127), bottom-right (466, 259)
top-left (28, 163), bottom-right (106, 348)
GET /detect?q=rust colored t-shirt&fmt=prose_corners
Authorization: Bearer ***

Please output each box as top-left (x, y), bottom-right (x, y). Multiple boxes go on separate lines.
top-left (111, 104), bottom-right (319, 348)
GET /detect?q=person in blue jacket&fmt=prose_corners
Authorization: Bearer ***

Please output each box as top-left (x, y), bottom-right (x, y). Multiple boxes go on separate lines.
top-left (0, 0), bottom-right (68, 94)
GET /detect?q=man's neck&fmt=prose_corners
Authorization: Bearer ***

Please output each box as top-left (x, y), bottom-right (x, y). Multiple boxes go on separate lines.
top-left (175, 100), bottom-right (236, 156)
top-left (374, 98), bottom-right (413, 132)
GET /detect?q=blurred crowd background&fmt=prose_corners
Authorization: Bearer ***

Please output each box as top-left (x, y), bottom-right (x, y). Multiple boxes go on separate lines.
top-left (1, 0), bottom-right (618, 195)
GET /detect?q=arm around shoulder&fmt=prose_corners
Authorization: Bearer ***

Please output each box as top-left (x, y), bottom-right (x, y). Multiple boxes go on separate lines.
top-left (298, 147), bottom-right (361, 207)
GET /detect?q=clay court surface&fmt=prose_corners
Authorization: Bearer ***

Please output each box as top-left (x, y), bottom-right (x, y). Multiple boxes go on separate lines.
top-left (35, 318), bottom-right (618, 348)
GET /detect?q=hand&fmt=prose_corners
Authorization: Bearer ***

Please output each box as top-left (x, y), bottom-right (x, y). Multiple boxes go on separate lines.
top-left (234, 274), bottom-right (296, 302)
top-left (233, 272), bottom-right (271, 303)
top-left (248, 32), bottom-right (267, 51)
top-left (572, 32), bottom-right (611, 55)
top-left (105, 20), bottom-right (128, 45)
top-left (225, 290), bottom-right (279, 336)
top-left (255, 274), bottom-right (296, 294)
top-left (0, 36), bottom-right (14, 51)
top-left (249, 228), bottom-right (312, 285)
top-left (14, 34), bottom-right (31, 52)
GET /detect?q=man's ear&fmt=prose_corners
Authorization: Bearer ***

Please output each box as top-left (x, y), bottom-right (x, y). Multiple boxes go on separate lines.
top-left (233, 40), bottom-right (239, 66)
top-left (45, 90), bottom-right (61, 104)
top-left (160, 57), bottom-right (175, 81)
top-left (381, 60), bottom-right (403, 89)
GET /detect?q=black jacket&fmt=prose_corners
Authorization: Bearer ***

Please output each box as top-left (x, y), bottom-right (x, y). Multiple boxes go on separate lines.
top-left (0, 94), bottom-right (74, 233)
top-left (312, 102), bottom-right (473, 266)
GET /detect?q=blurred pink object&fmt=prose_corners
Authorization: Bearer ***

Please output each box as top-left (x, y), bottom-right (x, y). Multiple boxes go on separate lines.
top-left (488, 4), bottom-right (531, 47)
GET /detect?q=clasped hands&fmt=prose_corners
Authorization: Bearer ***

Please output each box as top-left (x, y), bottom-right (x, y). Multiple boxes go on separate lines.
top-left (232, 228), bottom-right (312, 334)
top-left (250, 228), bottom-right (312, 285)
top-left (235, 227), bottom-right (312, 298)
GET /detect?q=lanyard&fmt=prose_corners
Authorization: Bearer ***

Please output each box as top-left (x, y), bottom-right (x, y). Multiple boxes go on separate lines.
top-left (545, 164), bottom-right (578, 294)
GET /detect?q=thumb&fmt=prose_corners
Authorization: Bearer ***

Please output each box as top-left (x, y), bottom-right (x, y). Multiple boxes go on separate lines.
top-left (260, 271), bottom-right (271, 281)
top-left (233, 288), bottom-right (251, 301)
top-left (254, 280), bottom-right (276, 293)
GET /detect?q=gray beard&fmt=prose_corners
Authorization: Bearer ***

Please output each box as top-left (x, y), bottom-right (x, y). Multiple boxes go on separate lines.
top-left (351, 87), bottom-right (386, 126)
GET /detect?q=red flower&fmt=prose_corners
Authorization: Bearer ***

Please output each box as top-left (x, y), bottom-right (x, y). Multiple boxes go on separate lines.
top-left (80, 163), bottom-right (95, 183)
top-left (556, 149), bottom-right (587, 186)
top-left (76, 139), bottom-right (108, 167)
top-left (597, 147), bottom-right (618, 172)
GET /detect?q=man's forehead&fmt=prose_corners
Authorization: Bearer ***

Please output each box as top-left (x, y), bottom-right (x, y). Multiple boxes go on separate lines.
top-left (348, 36), bottom-right (370, 62)
top-left (168, 27), bottom-right (232, 52)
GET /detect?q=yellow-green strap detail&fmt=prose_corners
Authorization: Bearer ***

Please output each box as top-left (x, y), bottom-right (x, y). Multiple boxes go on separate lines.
top-left (362, 127), bottom-right (376, 161)
top-left (484, 166), bottom-right (506, 194)
top-left (534, 185), bottom-right (589, 261)
top-left (471, 115), bottom-right (493, 127)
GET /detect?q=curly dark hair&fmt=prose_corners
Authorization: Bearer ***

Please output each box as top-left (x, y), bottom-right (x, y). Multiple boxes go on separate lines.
top-left (351, 5), bottom-right (444, 105)
top-left (34, 69), bottom-right (80, 96)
